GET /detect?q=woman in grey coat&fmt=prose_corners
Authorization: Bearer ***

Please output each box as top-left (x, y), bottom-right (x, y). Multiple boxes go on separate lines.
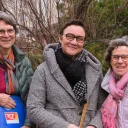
top-left (27, 19), bottom-right (106, 128)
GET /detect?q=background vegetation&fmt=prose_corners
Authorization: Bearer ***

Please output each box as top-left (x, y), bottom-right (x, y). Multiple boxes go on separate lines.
top-left (0, 0), bottom-right (128, 73)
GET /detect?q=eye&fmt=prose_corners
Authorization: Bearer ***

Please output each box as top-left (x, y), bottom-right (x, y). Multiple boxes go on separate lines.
top-left (113, 55), bottom-right (118, 59)
top-left (122, 55), bottom-right (128, 59)
top-left (77, 36), bottom-right (84, 41)
top-left (0, 29), bottom-right (5, 33)
top-left (66, 33), bottom-right (74, 37)
top-left (65, 33), bottom-right (74, 40)
top-left (111, 55), bottom-right (119, 61)
top-left (7, 29), bottom-right (15, 33)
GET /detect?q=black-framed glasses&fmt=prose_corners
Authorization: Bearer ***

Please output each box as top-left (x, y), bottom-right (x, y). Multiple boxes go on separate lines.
top-left (0, 29), bottom-right (15, 37)
top-left (63, 33), bottom-right (85, 43)
top-left (111, 55), bottom-right (128, 62)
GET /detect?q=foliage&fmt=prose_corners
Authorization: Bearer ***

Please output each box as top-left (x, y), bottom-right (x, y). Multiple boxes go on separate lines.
top-left (0, 0), bottom-right (127, 73)
top-left (26, 53), bottom-right (44, 71)
top-left (84, 41), bottom-right (109, 75)
top-left (87, 0), bottom-right (128, 40)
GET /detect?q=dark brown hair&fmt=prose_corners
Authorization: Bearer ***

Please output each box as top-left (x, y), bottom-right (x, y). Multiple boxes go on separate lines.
top-left (59, 19), bottom-right (85, 35)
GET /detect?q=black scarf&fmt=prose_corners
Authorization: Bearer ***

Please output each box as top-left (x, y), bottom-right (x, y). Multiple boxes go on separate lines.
top-left (55, 44), bottom-right (87, 105)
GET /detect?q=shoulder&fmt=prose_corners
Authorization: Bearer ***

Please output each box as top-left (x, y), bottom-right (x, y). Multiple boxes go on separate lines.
top-left (12, 45), bottom-right (32, 66)
top-left (21, 56), bottom-right (31, 66)
top-left (83, 49), bottom-right (102, 71)
top-left (35, 62), bottom-right (48, 75)
top-left (36, 62), bottom-right (46, 70)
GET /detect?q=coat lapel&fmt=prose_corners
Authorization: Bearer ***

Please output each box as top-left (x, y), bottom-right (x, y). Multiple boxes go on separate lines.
top-left (45, 45), bottom-right (101, 102)
top-left (52, 67), bottom-right (77, 101)
top-left (46, 48), bottom-right (78, 102)
top-left (86, 66), bottom-right (101, 99)
top-left (52, 61), bottom-right (101, 102)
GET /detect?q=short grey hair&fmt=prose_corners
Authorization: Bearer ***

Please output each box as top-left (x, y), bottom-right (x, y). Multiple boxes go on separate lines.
top-left (0, 11), bottom-right (18, 33)
top-left (104, 36), bottom-right (128, 66)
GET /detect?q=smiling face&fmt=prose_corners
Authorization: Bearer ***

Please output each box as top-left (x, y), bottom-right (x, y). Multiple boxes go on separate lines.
top-left (59, 25), bottom-right (85, 59)
top-left (110, 46), bottom-right (128, 77)
top-left (0, 20), bottom-right (15, 54)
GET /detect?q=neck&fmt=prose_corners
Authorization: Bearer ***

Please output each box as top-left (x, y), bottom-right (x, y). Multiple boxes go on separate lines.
top-left (114, 73), bottom-right (122, 80)
top-left (0, 48), bottom-right (11, 58)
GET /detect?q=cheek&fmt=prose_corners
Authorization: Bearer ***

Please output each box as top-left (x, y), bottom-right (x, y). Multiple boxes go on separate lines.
top-left (78, 44), bottom-right (84, 50)
top-left (110, 60), bottom-right (114, 67)
top-left (12, 37), bottom-right (15, 41)
top-left (11, 36), bottom-right (16, 42)
top-left (126, 64), bottom-right (128, 70)
top-left (110, 62), bottom-right (117, 72)
top-left (78, 47), bottom-right (83, 52)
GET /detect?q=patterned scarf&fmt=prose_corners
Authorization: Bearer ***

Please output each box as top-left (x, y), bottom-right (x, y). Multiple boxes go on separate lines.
top-left (0, 49), bottom-right (19, 94)
top-left (101, 71), bottom-right (128, 128)
top-left (72, 52), bottom-right (87, 105)
top-left (55, 44), bottom-right (87, 105)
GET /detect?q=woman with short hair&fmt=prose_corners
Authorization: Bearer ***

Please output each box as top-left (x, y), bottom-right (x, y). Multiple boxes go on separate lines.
top-left (101, 36), bottom-right (128, 128)
top-left (0, 11), bottom-right (35, 128)
top-left (27, 19), bottom-right (105, 128)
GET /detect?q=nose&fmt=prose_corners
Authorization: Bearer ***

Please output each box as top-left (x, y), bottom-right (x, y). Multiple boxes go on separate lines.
top-left (118, 57), bottom-right (123, 63)
top-left (70, 38), bottom-right (77, 45)
top-left (3, 31), bottom-right (10, 37)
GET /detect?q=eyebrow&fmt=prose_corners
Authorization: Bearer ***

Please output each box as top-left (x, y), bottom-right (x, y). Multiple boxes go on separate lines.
top-left (65, 33), bottom-right (85, 37)
top-left (0, 28), bottom-right (14, 30)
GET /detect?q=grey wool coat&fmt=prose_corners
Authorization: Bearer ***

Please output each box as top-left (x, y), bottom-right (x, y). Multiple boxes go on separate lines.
top-left (27, 43), bottom-right (105, 128)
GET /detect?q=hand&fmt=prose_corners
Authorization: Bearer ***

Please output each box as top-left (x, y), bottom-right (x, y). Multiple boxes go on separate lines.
top-left (0, 93), bottom-right (16, 109)
top-left (68, 124), bottom-right (79, 128)
top-left (86, 126), bottom-right (96, 128)
top-left (21, 126), bottom-right (31, 128)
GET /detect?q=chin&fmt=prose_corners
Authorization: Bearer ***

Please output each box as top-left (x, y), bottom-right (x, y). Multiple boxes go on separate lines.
top-left (116, 73), bottom-right (125, 77)
top-left (66, 51), bottom-right (75, 55)
top-left (3, 46), bottom-right (12, 49)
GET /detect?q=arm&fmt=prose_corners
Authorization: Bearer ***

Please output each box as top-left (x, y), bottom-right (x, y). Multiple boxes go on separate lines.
top-left (87, 73), bottom-right (108, 128)
top-left (27, 67), bottom-right (74, 128)
top-left (19, 57), bottom-right (35, 128)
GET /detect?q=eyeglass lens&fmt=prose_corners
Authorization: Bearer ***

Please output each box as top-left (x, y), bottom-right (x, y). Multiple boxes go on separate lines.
top-left (64, 33), bottom-right (85, 43)
top-left (0, 29), bottom-right (15, 36)
top-left (111, 55), bottom-right (128, 61)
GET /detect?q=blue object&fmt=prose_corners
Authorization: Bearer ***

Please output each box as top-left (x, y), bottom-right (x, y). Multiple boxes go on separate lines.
top-left (0, 95), bottom-right (26, 128)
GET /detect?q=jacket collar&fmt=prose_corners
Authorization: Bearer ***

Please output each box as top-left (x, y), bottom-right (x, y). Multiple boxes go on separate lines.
top-left (44, 44), bottom-right (79, 101)
top-left (12, 45), bottom-right (25, 63)
top-left (101, 69), bottom-right (111, 93)
top-left (44, 43), bottom-right (102, 100)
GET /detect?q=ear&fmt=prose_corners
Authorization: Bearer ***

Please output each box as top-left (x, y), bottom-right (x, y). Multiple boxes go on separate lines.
top-left (58, 34), bottom-right (62, 43)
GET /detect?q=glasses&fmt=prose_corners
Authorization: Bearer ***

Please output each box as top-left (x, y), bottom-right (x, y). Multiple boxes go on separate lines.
top-left (0, 29), bottom-right (15, 37)
top-left (63, 33), bottom-right (85, 43)
top-left (111, 55), bottom-right (128, 62)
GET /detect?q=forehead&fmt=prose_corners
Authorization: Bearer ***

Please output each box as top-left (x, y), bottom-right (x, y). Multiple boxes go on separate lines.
top-left (0, 20), bottom-right (13, 29)
top-left (64, 25), bottom-right (85, 36)
top-left (112, 46), bottom-right (128, 54)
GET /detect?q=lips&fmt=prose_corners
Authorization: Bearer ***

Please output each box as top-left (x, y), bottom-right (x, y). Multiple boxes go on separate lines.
top-left (116, 67), bottom-right (125, 71)
top-left (1, 40), bottom-right (11, 42)
top-left (68, 45), bottom-right (77, 49)
top-left (115, 66), bottom-right (126, 74)
top-left (116, 66), bottom-right (125, 69)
